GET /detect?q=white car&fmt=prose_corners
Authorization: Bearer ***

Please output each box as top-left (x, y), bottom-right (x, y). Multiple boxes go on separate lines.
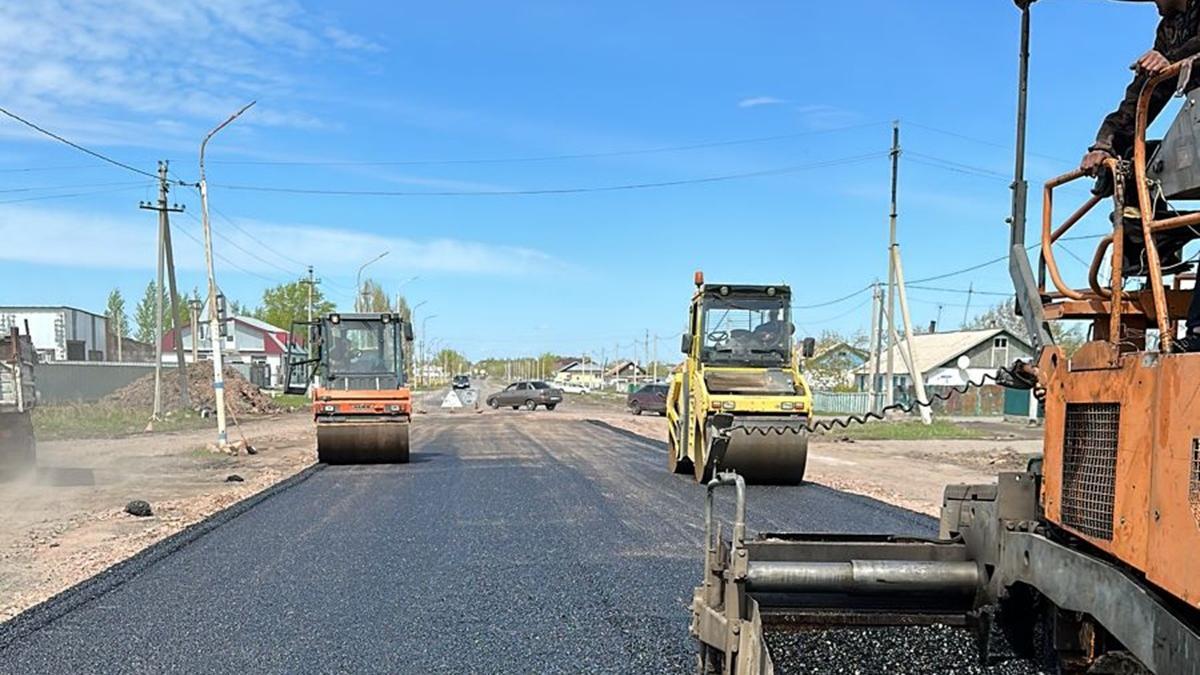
top-left (557, 382), bottom-right (591, 394)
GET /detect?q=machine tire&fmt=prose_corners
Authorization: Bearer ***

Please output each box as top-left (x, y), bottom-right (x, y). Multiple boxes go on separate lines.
top-left (630, 401), bottom-right (642, 416)
top-left (694, 424), bottom-right (714, 483)
top-left (489, 398), bottom-right (499, 409)
top-left (523, 399), bottom-right (537, 411)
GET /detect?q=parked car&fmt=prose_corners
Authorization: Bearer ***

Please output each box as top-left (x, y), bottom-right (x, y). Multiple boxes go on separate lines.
top-left (452, 374), bottom-right (471, 390)
top-left (486, 381), bottom-right (564, 411)
top-left (627, 383), bottom-right (668, 416)
top-left (557, 381), bottom-right (591, 394)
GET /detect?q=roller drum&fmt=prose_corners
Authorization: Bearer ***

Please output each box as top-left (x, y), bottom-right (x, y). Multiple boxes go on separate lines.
top-left (714, 417), bottom-right (808, 485)
top-left (317, 419), bottom-right (410, 464)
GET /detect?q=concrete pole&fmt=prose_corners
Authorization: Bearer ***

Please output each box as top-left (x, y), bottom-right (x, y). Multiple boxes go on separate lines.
top-left (152, 199), bottom-right (165, 420)
top-left (892, 247), bottom-right (932, 424)
top-left (885, 121), bottom-right (900, 407)
top-left (867, 281), bottom-right (881, 411)
top-left (158, 163), bottom-right (190, 409)
top-left (189, 300), bottom-right (201, 365)
top-left (199, 101), bottom-right (255, 450)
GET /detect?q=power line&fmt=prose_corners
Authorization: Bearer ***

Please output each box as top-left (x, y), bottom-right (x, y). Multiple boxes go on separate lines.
top-left (206, 121), bottom-right (890, 168)
top-left (0, 183), bottom-right (151, 205)
top-left (904, 120), bottom-right (1076, 166)
top-left (0, 180), bottom-right (148, 194)
top-left (175, 212), bottom-right (289, 284)
top-left (793, 283), bottom-right (874, 309)
top-left (0, 106), bottom-right (160, 180)
top-left (212, 153), bottom-right (889, 197)
top-left (908, 284), bottom-right (1011, 297)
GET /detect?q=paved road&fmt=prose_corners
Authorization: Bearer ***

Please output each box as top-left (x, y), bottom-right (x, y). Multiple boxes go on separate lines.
top-left (0, 413), bottom-right (934, 673)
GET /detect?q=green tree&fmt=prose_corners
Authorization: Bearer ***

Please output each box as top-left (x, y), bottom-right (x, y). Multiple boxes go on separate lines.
top-left (433, 348), bottom-right (470, 378)
top-left (105, 288), bottom-right (129, 340)
top-left (254, 281), bottom-right (335, 336)
top-left (132, 281), bottom-right (180, 343)
top-left (967, 298), bottom-right (1085, 356)
top-left (359, 278), bottom-right (391, 312)
top-left (803, 330), bottom-right (866, 392)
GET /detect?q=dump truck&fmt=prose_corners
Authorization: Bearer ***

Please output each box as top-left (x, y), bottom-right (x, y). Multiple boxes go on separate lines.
top-left (689, 5), bottom-right (1200, 673)
top-left (666, 273), bottom-right (815, 485)
top-left (0, 325), bottom-right (37, 478)
top-left (284, 312), bottom-right (414, 464)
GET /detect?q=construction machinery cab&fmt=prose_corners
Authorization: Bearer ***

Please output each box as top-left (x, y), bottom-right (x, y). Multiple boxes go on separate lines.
top-left (285, 313), bottom-right (414, 395)
top-left (667, 274), bottom-right (814, 486)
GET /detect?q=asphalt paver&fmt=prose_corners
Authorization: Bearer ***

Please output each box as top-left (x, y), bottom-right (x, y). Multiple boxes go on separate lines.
top-left (1, 414), bottom-right (974, 673)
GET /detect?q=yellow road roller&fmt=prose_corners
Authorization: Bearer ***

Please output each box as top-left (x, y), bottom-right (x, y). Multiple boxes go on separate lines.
top-left (666, 272), bottom-right (814, 484)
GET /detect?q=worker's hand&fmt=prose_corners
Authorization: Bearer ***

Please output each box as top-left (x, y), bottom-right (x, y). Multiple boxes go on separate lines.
top-left (1133, 49), bottom-right (1171, 76)
top-left (1080, 149), bottom-right (1113, 176)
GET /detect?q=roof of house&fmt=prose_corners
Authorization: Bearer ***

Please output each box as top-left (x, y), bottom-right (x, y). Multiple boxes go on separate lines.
top-left (853, 328), bottom-right (1028, 376)
top-left (810, 342), bottom-right (869, 363)
top-left (605, 360), bottom-right (646, 376)
top-left (234, 315), bottom-right (288, 334)
top-left (0, 305), bottom-right (106, 319)
top-left (557, 360), bottom-right (604, 373)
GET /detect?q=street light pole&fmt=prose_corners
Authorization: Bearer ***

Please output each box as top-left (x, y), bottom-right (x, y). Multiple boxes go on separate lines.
top-left (356, 251), bottom-right (390, 312)
top-left (421, 314), bottom-right (438, 386)
top-left (199, 101), bottom-right (254, 450)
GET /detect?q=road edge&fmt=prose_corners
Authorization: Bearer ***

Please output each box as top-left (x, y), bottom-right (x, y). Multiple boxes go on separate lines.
top-left (582, 418), bottom-right (937, 529)
top-left (0, 463), bottom-right (326, 649)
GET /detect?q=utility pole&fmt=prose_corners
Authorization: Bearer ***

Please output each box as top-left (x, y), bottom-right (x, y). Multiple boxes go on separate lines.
top-left (644, 330), bottom-right (650, 386)
top-left (652, 335), bottom-right (658, 382)
top-left (116, 317), bottom-right (123, 362)
top-left (962, 283), bottom-right (975, 329)
top-left (300, 266), bottom-right (320, 358)
top-left (867, 281), bottom-right (881, 412)
top-left (199, 101), bottom-right (255, 450)
top-left (188, 298), bottom-right (201, 364)
top-left (885, 121), bottom-right (900, 408)
top-left (141, 162), bottom-right (190, 417)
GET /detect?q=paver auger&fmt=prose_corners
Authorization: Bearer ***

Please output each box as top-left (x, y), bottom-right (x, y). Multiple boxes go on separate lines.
top-left (666, 273), bottom-right (816, 485)
top-left (690, 4), bottom-right (1200, 673)
top-left (285, 312), bottom-right (414, 464)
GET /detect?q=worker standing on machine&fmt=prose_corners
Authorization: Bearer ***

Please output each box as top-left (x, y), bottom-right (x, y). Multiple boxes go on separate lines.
top-left (1080, 0), bottom-right (1200, 351)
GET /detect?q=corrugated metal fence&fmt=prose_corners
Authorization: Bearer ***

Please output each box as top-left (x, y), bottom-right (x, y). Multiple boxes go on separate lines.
top-left (36, 361), bottom-right (156, 403)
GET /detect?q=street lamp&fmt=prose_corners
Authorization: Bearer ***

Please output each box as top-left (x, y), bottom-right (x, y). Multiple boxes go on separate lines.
top-left (199, 100), bottom-right (255, 450)
top-left (356, 251), bottom-right (390, 311)
top-left (421, 314), bottom-right (438, 386)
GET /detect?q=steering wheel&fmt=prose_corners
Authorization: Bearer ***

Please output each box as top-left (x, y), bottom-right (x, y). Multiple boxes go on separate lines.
top-left (706, 330), bottom-right (729, 344)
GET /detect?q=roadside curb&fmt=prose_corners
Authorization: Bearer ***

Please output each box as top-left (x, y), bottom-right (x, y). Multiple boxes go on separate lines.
top-left (0, 462), bottom-right (326, 649)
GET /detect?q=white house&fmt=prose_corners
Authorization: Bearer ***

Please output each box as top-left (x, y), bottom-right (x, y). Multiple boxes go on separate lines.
top-left (162, 315), bottom-right (298, 388)
top-left (0, 306), bottom-right (109, 362)
top-left (554, 360), bottom-right (605, 388)
top-left (853, 328), bottom-right (1034, 392)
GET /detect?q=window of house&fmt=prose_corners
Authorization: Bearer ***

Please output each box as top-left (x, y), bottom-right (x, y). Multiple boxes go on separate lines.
top-left (993, 336), bottom-right (1009, 368)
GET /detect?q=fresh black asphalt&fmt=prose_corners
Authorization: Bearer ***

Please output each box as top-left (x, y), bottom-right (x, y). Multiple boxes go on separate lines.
top-left (0, 414), bottom-right (937, 674)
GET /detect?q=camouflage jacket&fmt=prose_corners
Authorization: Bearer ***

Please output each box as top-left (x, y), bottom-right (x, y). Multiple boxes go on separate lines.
top-left (1093, 0), bottom-right (1200, 156)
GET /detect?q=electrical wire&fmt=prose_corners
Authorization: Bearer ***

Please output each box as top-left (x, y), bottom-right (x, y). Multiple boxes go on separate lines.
top-left (211, 153), bottom-right (889, 197)
top-left (0, 106), bottom-right (160, 180)
top-left (0, 183), bottom-right (152, 205)
top-left (907, 284), bottom-right (1011, 297)
top-left (904, 120), bottom-right (1076, 166)
top-left (0, 180), bottom-right (148, 194)
top-left (792, 283), bottom-right (874, 309)
top-left (206, 121), bottom-right (890, 168)
top-left (174, 211), bottom-right (289, 284)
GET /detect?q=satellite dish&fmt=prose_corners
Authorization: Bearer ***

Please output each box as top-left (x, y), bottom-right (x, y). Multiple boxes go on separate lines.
top-left (956, 354), bottom-right (971, 370)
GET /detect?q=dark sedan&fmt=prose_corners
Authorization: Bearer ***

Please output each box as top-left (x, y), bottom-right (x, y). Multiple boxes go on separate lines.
top-left (486, 381), bottom-right (564, 411)
top-left (627, 383), bottom-right (668, 416)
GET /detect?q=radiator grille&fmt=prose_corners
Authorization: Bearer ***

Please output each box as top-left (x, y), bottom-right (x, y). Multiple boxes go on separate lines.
top-left (1061, 403), bottom-right (1120, 540)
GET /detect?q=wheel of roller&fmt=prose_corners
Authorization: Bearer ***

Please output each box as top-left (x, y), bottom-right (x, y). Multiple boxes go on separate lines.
top-left (718, 424), bottom-right (808, 485)
top-left (667, 425), bottom-right (693, 475)
top-left (693, 423), bottom-right (714, 483)
top-left (317, 422), bottom-right (410, 464)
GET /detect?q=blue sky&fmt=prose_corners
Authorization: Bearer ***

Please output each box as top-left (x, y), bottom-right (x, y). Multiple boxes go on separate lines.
top-left (0, 1), bottom-right (1171, 361)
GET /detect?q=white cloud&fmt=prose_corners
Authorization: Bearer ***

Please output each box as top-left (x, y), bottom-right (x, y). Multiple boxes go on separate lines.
top-left (0, 205), bottom-right (561, 277)
top-left (738, 96), bottom-right (785, 108)
top-left (0, 1), bottom-right (377, 146)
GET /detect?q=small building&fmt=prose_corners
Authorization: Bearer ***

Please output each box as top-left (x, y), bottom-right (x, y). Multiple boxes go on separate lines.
top-left (852, 328), bottom-right (1035, 416)
top-left (554, 360), bottom-right (605, 388)
top-left (805, 342), bottom-right (869, 390)
top-left (0, 306), bottom-right (109, 361)
top-left (605, 360), bottom-right (647, 389)
top-left (163, 315), bottom-right (297, 388)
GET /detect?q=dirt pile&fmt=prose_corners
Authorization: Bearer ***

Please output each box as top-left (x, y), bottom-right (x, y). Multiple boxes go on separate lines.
top-left (103, 363), bottom-right (282, 415)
